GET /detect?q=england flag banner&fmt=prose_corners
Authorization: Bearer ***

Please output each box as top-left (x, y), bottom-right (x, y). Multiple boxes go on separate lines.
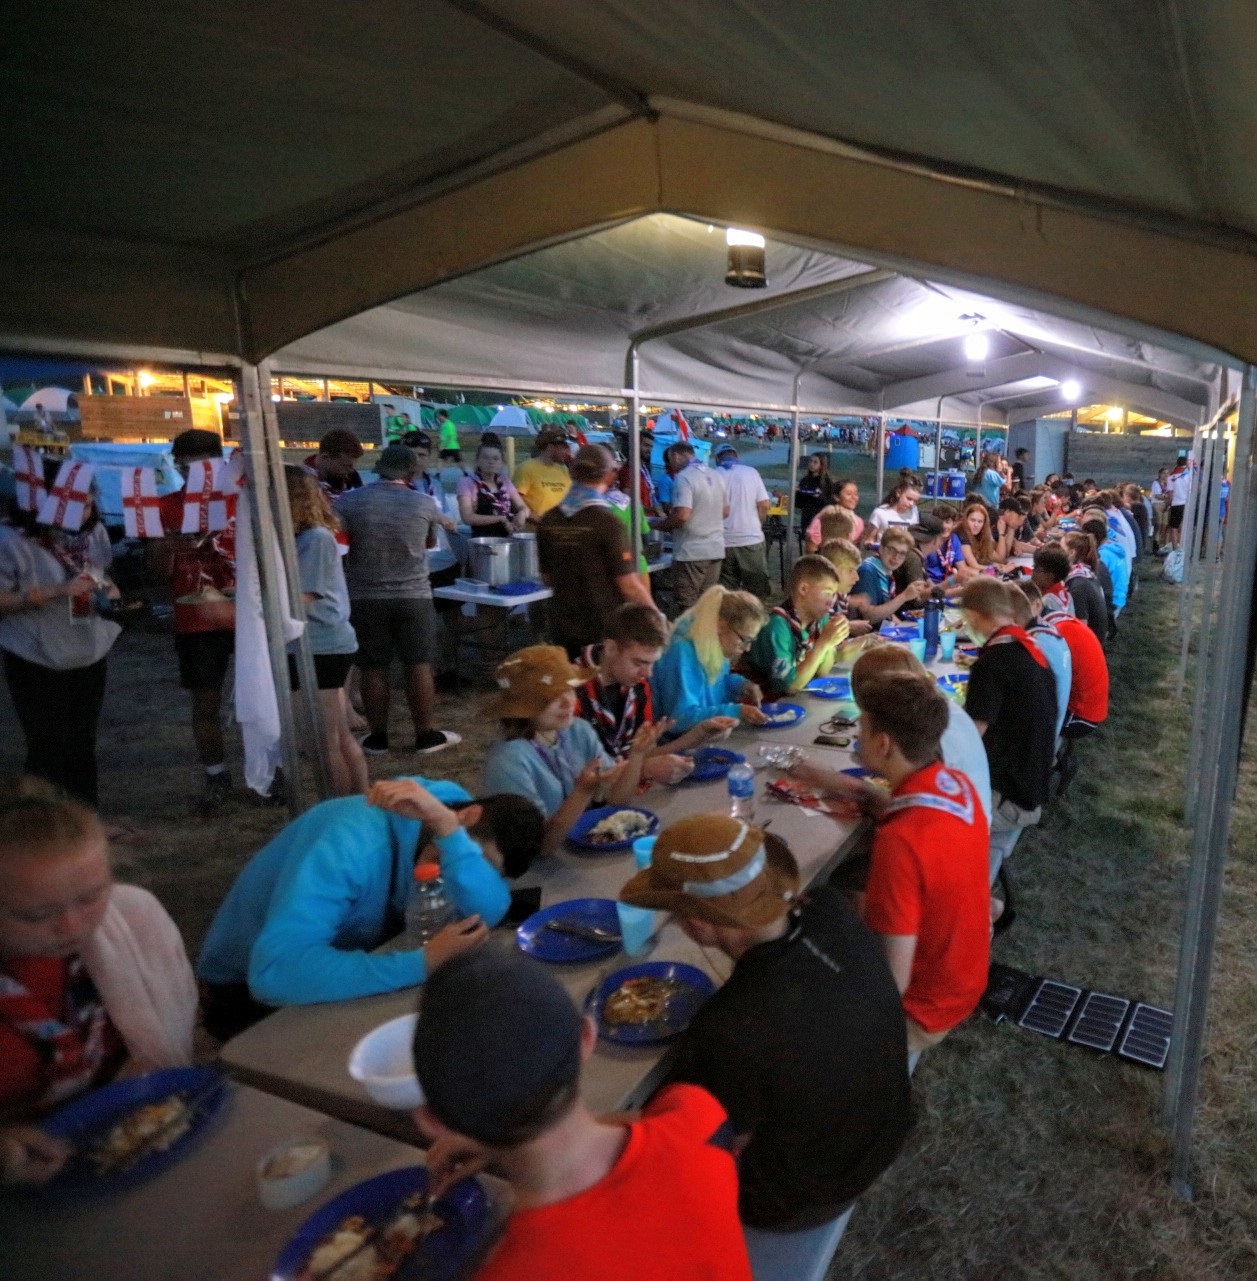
top-left (12, 445), bottom-right (47, 514)
top-left (181, 458), bottom-right (234, 534)
top-left (36, 460), bottom-right (95, 532)
top-left (119, 467), bottom-right (165, 538)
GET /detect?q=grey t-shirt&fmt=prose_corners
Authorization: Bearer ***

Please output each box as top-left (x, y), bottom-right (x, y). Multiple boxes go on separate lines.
top-left (337, 481), bottom-right (440, 600)
top-left (670, 461), bottom-right (726, 562)
top-left (0, 524), bottom-right (120, 669)
top-left (294, 526), bottom-right (358, 654)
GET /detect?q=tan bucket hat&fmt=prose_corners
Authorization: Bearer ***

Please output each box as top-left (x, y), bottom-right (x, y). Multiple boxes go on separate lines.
top-left (490, 645), bottom-right (585, 720)
top-left (619, 814), bottom-right (800, 929)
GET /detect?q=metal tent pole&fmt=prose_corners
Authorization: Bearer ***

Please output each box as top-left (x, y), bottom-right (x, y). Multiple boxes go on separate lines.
top-left (875, 414), bottom-right (886, 507)
top-left (626, 347), bottom-right (643, 566)
top-left (934, 418), bottom-right (944, 503)
top-left (1164, 366), bottom-right (1257, 1197)
top-left (1175, 424), bottom-right (1209, 695)
top-left (258, 359), bottom-right (334, 801)
top-left (237, 364), bottom-right (306, 817)
top-left (787, 369), bottom-right (803, 569)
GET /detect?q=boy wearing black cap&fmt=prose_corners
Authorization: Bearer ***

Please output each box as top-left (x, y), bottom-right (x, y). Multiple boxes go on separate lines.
top-left (412, 943), bottom-right (752, 1281)
top-left (621, 816), bottom-right (911, 1272)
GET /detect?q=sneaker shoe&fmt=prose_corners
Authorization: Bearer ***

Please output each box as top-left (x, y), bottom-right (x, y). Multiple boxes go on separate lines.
top-left (198, 769), bottom-right (233, 814)
top-left (360, 732), bottom-right (390, 755)
top-left (414, 729), bottom-right (462, 754)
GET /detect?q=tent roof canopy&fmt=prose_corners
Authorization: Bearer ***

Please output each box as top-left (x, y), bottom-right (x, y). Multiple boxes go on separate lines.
top-left (4, 2), bottom-right (1256, 390)
top-left (277, 213), bottom-right (1221, 427)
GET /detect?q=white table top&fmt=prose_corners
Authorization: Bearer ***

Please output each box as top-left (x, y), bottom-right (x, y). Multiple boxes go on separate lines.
top-left (0, 1084), bottom-right (507, 1281)
top-left (221, 645), bottom-right (967, 1135)
top-left (433, 584), bottom-right (553, 607)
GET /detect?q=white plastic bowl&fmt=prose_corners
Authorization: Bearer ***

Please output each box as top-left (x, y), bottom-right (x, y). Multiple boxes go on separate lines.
top-left (347, 1013), bottom-right (425, 1110)
top-left (256, 1136), bottom-right (331, 1211)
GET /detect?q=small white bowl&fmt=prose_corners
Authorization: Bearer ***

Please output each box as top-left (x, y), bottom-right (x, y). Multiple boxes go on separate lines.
top-left (256, 1136), bottom-right (331, 1211)
top-left (347, 1013), bottom-right (424, 1110)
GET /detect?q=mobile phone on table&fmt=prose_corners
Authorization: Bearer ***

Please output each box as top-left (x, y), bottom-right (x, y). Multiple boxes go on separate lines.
top-left (814, 734), bottom-right (851, 748)
top-left (505, 886), bottom-right (543, 924)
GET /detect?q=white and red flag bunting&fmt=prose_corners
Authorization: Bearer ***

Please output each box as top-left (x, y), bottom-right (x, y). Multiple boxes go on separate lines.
top-left (181, 458), bottom-right (235, 534)
top-left (36, 460), bottom-right (95, 532)
top-left (119, 467), bottom-right (165, 539)
top-left (12, 445), bottom-right (47, 514)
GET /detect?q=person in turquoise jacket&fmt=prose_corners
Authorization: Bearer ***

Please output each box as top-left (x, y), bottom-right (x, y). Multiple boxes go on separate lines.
top-left (652, 586), bottom-right (771, 733)
top-left (196, 777), bottom-right (543, 1038)
top-left (1083, 514), bottom-right (1130, 615)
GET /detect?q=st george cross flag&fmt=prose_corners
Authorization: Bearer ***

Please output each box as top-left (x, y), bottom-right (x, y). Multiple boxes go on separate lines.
top-left (37, 460), bottom-right (95, 532)
top-left (181, 459), bottom-right (234, 534)
top-left (119, 467), bottom-right (165, 538)
top-left (12, 445), bottom-right (47, 514)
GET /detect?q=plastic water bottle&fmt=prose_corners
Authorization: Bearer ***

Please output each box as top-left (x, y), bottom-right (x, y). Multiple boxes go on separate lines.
top-left (727, 762), bottom-right (756, 819)
top-left (923, 599), bottom-right (942, 661)
top-left (405, 864), bottom-right (456, 946)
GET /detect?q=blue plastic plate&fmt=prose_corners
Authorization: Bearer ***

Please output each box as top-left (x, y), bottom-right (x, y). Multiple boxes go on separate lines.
top-left (516, 897), bottom-right (622, 963)
top-left (841, 766), bottom-right (873, 779)
top-left (586, 961), bottom-right (716, 1046)
top-left (804, 675), bottom-right (852, 700)
top-left (492, 579), bottom-right (544, 596)
top-left (756, 702), bottom-right (806, 729)
top-left (40, 1065), bottom-right (230, 1192)
top-left (680, 746), bottom-right (746, 783)
top-left (957, 644), bottom-right (980, 661)
top-left (879, 624), bottom-right (919, 642)
top-left (272, 1166), bottom-right (491, 1281)
top-left (567, 805), bottom-right (659, 852)
top-left (938, 672), bottom-right (970, 693)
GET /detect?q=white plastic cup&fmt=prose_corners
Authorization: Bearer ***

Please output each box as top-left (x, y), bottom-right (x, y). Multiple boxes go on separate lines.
top-left (347, 1014), bottom-right (425, 1110)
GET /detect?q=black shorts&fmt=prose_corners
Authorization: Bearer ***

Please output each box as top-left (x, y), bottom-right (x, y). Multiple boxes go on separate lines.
top-left (173, 629), bottom-right (234, 691)
top-left (1168, 504), bottom-right (1186, 530)
top-left (350, 597), bottom-right (438, 668)
top-left (438, 448), bottom-right (462, 462)
top-left (287, 651), bottom-right (357, 691)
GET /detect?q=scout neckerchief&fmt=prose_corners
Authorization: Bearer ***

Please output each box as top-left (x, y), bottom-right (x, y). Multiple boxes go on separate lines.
top-left (981, 623), bottom-right (1049, 668)
top-left (770, 600), bottom-right (826, 666)
top-left (556, 483), bottom-right (609, 518)
top-left (37, 526), bottom-right (98, 579)
top-left (575, 660), bottom-right (653, 760)
top-left (467, 470), bottom-right (513, 521)
top-left (1066, 562), bottom-right (1095, 581)
top-left (882, 762), bottom-right (979, 826)
top-left (0, 956), bottom-right (110, 1107)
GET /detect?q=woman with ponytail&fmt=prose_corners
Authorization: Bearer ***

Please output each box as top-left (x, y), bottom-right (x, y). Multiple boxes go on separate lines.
top-left (652, 587), bottom-right (769, 732)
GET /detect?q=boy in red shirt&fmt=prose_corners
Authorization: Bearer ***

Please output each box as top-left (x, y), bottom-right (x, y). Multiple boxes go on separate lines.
top-left (1041, 595), bottom-right (1109, 794)
top-left (856, 673), bottom-right (991, 1065)
top-left (412, 943), bottom-right (751, 1281)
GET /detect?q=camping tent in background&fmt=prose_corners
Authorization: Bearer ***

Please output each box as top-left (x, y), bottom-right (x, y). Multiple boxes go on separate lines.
top-left (488, 405), bottom-right (534, 432)
top-left (20, 387), bottom-right (77, 412)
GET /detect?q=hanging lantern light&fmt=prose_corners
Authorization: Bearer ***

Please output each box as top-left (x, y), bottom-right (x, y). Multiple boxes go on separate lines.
top-left (725, 228), bottom-right (767, 288)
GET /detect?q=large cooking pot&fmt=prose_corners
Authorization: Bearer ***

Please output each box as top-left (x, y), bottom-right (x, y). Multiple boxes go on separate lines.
top-left (467, 536), bottom-right (514, 586)
top-left (510, 532), bottom-right (539, 581)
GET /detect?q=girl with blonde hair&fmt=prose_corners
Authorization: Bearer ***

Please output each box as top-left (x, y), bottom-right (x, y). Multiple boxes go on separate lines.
top-left (653, 587), bottom-right (769, 732)
top-left (283, 467), bottom-right (367, 796)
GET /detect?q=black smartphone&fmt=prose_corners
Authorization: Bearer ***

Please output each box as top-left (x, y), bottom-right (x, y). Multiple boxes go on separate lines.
top-left (505, 886), bottom-right (543, 925)
top-left (814, 733), bottom-right (851, 748)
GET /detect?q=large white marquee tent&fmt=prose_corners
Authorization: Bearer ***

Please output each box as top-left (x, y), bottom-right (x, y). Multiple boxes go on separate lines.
top-left (4, 0), bottom-right (1257, 1195)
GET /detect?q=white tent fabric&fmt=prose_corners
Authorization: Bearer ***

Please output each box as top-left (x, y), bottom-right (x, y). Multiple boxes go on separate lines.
top-left (277, 214), bottom-right (1219, 427)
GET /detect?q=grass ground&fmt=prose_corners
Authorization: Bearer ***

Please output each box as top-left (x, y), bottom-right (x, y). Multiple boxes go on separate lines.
top-left (1, 472), bottom-right (1253, 1275)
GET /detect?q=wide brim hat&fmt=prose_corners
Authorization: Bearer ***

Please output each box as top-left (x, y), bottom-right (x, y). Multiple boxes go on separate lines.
top-left (620, 815), bottom-right (800, 929)
top-left (490, 645), bottom-right (586, 720)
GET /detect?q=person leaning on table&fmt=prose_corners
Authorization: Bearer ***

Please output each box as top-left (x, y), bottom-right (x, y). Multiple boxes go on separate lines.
top-left (195, 777), bottom-right (543, 1040)
top-left (0, 778), bottom-right (198, 1186)
top-left (411, 942), bottom-right (753, 1281)
top-left (620, 815), bottom-right (912, 1275)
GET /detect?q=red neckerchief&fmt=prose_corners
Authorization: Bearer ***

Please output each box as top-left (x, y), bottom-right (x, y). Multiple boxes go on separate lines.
top-left (882, 761), bottom-right (979, 827)
top-left (1043, 584), bottom-right (1071, 613)
top-left (574, 657), bottom-right (653, 759)
top-left (36, 528), bottom-right (96, 578)
top-left (1067, 563), bottom-right (1094, 581)
top-left (982, 623), bottom-right (1049, 668)
top-left (0, 956), bottom-right (110, 1108)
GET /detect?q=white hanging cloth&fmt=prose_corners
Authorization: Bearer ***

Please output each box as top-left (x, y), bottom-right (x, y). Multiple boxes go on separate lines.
top-left (37, 460), bottom-right (95, 531)
top-left (13, 445), bottom-right (47, 514)
top-left (118, 467), bottom-right (165, 538)
top-left (232, 481), bottom-right (304, 796)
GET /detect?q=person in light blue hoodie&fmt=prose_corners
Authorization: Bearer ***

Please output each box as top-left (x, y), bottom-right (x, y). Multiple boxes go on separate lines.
top-left (196, 777), bottom-right (543, 1039)
top-left (652, 586), bottom-right (771, 733)
top-left (1082, 514), bottom-right (1130, 620)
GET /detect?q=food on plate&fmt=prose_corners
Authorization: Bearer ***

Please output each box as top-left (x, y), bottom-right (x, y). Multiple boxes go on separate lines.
top-left (88, 1094), bottom-right (193, 1174)
top-left (602, 976), bottom-right (690, 1027)
top-left (585, 810), bottom-right (653, 844)
top-left (299, 1196), bottom-right (446, 1281)
top-left (762, 708), bottom-right (798, 725)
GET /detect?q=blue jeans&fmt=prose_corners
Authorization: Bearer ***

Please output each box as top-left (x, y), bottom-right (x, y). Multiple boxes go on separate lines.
top-left (743, 1205), bottom-right (855, 1281)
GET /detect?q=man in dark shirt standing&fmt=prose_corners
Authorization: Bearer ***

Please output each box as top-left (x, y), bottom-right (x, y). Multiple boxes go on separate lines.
top-left (537, 445), bottom-right (657, 658)
top-left (959, 578), bottom-right (1058, 881)
top-left (620, 815), bottom-right (912, 1275)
